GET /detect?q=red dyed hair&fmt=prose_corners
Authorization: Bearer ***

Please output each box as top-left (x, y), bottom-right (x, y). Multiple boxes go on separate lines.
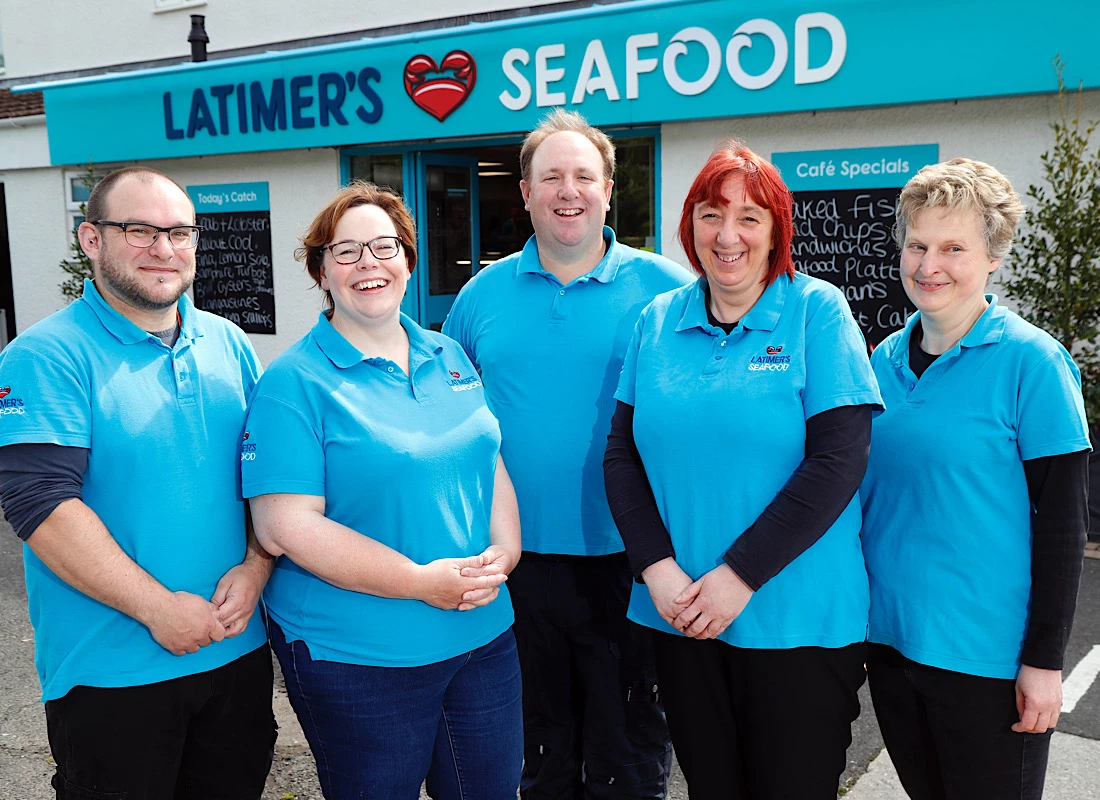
top-left (677, 140), bottom-right (795, 284)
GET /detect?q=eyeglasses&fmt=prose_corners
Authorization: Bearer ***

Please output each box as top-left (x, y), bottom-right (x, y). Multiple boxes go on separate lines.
top-left (94, 220), bottom-right (203, 250)
top-left (326, 236), bottom-right (402, 265)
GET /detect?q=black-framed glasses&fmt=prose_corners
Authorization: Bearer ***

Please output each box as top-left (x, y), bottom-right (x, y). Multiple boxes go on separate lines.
top-left (94, 220), bottom-right (203, 250)
top-left (326, 236), bottom-right (402, 265)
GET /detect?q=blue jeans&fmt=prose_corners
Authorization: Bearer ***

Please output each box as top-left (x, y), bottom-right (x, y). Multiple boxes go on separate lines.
top-left (269, 621), bottom-right (523, 800)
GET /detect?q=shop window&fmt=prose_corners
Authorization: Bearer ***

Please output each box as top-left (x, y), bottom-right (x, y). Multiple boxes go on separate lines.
top-left (348, 154), bottom-right (404, 196)
top-left (609, 136), bottom-right (656, 251)
top-left (65, 170), bottom-right (99, 231)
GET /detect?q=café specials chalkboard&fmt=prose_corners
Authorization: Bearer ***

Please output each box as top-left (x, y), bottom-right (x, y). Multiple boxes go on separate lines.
top-left (186, 181), bottom-right (275, 334)
top-left (772, 145), bottom-right (939, 348)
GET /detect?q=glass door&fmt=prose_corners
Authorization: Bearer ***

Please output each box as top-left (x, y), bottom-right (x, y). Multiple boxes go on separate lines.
top-left (415, 154), bottom-right (480, 330)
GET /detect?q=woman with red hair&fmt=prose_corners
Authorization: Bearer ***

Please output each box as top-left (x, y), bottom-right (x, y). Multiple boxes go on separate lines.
top-left (604, 140), bottom-right (882, 797)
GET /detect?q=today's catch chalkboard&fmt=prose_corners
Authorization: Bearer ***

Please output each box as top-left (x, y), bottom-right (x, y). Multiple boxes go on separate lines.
top-left (193, 211), bottom-right (275, 334)
top-left (188, 182), bottom-right (276, 334)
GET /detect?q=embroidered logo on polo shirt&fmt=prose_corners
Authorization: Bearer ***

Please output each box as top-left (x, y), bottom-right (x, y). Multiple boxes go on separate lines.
top-left (446, 370), bottom-right (483, 392)
top-left (748, 347), bottom-right (790, 372)
top-left (241, 432), bottom-right (257, 461)
top-left (0, 385), bottom-right (25, 415)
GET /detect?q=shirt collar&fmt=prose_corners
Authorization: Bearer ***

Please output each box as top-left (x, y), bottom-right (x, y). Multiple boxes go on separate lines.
top-left (79, 278), bottom-right (200, 347)
top-left (889, 294), bottom-right (1006, 369)
top-left (675, 275), bottom-right (789, 334)
top-left (311, 311), bottom-right (443, 371)
top-left (515, 227), bottom-right (622, 283)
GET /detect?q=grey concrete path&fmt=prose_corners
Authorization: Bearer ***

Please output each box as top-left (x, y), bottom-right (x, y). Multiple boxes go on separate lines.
top-left (847, 734), bottom-right (1100, 799)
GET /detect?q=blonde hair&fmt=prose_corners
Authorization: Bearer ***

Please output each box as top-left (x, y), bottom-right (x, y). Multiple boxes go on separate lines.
top-left (519, 109), bottom-right (615, 184)
top-left (895, 158), bottom-right (1025, 260)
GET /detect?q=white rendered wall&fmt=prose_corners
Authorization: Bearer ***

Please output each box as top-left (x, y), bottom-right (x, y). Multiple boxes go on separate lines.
top-left (659, 91), bottom-right (1100, 304)
top-left (4, 167), bottom-right (71, 334)
top-left (5, 148), bottom-right (341, 367)
top-left (0, 0), bottom-right (564, 80)
top-left (0, 117), bottom-right (50, 170)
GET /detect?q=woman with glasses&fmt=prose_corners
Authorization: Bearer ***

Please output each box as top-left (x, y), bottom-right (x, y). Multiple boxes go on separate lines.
top-left (240, 181), bottom-right (523, 799)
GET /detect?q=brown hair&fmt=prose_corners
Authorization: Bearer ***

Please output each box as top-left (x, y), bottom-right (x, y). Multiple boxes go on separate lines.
top-left (296, 181), bottom-right (418, 312)
top-left (86, 167), bottom-right (192, 224)
top-left (519, 109), bottom-right (615, 185)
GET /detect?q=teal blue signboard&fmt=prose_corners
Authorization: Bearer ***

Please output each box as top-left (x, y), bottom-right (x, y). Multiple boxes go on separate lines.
top-left (773, 144), bottom-right (940, 191)
top-left (17, 0), bottom-right (1099, 165)
top-left (188, 181), bottom-right (270, 213)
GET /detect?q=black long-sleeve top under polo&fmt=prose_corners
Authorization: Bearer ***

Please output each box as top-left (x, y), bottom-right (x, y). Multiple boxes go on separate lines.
top-left (909, 326), bottom-right (1089, 671)
top-left (0, 444), bottom-right (89, 540)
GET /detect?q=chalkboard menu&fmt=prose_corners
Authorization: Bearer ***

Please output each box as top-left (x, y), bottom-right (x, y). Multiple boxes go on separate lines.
top-left (773, 145), bottom-right (939, 349)
top-left (791, 188), bottom-right (908, 348)
top-left (187, 182), bottom-right (275, 334)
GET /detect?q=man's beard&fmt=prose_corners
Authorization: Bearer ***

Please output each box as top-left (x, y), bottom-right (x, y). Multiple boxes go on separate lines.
top-left (97, 247), bottom-right (195, 312)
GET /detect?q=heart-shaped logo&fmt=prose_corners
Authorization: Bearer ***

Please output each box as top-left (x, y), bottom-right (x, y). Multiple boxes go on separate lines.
top-left (404, 51), bottom-right (477, 122)
top-left (0, 387), bottom-right (10, 399)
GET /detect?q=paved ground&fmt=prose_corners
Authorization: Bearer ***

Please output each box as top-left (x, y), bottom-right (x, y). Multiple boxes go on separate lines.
top-left (3, 519), bottom-right (1099, 798)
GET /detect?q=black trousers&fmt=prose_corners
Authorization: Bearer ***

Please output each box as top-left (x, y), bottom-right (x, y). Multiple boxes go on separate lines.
top-left (44, 644), bottom-right (276, 800)
top-left (867, 644), bottom-right (1053, 800)
top-left (651, 630), bottom-right (866, 800)
top-left (508, 552), bottom-right (672, 799)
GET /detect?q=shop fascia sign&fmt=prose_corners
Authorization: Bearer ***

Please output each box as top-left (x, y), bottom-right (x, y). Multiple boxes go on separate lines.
top-left (158, 12), bottom-right (839, 139)
top-left (497, 13), bottom-right (844, 109)
top-left (21, 0), bottom-right (1099, 165)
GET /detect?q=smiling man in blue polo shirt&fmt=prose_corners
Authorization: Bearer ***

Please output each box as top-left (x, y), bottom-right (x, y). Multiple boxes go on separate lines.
top-left (0, 167), bottom-right (275, 799)
top-left (444, 110), bottom-right (692, 799)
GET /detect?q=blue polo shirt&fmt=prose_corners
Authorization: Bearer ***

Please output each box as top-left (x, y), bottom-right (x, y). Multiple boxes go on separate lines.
top-left (241, 313), bottom-right (512, 667)
top-left (443, 228), bottom-right (692, 555)
top-left (861, 297), bottom-right (1090, 679)
top-left (616, 273), bottom-right (882, 648)
top-left (0, 280), bottom-right (264, 702)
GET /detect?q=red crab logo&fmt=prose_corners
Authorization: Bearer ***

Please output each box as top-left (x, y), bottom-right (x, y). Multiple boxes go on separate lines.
top-left (404, 51), bottom-right (477, 122)
top-left (0, 387), bottom-right (10, 399)
top-left (449, 370), bottom-right (461, 379)
top-left (766, 346), bottom-right (783, 355)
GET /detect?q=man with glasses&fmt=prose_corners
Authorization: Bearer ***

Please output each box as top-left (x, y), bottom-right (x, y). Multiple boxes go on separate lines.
top-left (0, 167), bottom-right (275, 799)
top-left (444, 110), bottom-right (691, 798)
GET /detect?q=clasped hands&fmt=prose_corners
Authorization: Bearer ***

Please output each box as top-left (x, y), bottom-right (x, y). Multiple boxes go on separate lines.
top-left (419, 545), bottom-right (516, 612)
top-left (641, 557), bottom-right (753, 640)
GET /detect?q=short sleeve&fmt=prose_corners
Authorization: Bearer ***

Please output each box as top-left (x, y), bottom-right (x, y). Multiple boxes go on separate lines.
top-left (1016, 347), bottom-right (1091, 461)
top-left (241, 389), bottom-right (326, 498)
top-left (441, 289), bottom-right (478, 371)
top-left (802, 305), bottom-right (883, 420)
top-left (0, 343), bottom-right (91, 449)
top-left (234, 330), bottom-right (263, 399)
top-left (613, 312), bottom-right (645, 407)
